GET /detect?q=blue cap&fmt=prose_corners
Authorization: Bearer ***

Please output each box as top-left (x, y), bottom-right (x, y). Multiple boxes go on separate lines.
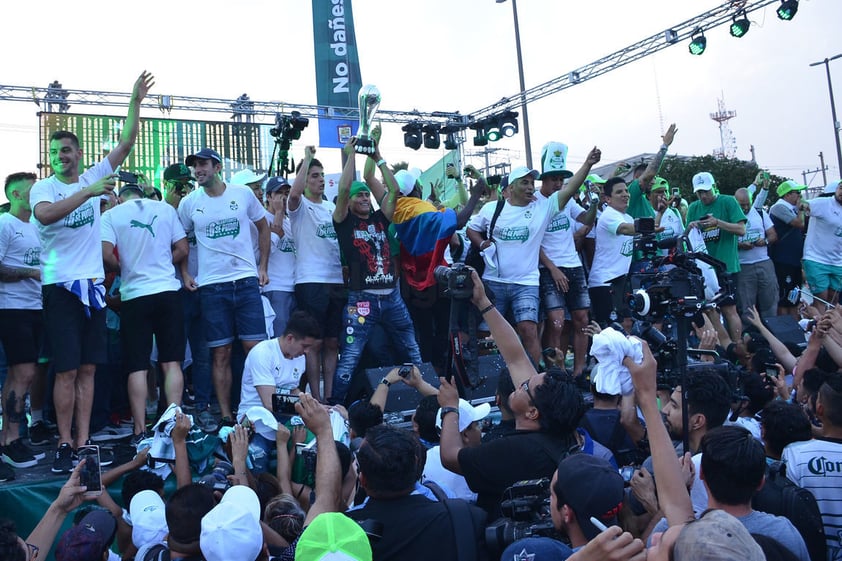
top-left (185, 148), bottom-right (222, 167)
top-left (265, 176), bottom-right (290, 194)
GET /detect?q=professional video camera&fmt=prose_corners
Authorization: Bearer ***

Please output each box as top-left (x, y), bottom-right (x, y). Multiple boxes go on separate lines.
top-left (485, 478), bottom-right (564, 555)
top-left (269, 110), bottom-right (309, 140)
top-left (633, 217), bottom-right (660, 260)
top-left (434, 263), bottom-right (474, 300)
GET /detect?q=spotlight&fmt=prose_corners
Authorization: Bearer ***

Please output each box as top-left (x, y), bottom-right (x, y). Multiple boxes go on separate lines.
top-left (776, 0), bottom-right (798, 20)
top-left (402, 121), bottom-right (423, 150)
top-left (730, 11), bottom-right (750, 37)
top-left (688, 28), bottom-right (706, 55)
top-left (470, 122), bottom-right (487, 147)
top-left (422, 123), bottom-right (441, 149)
top-left (498, 111), bottom-right (519, 138)
top-left (483, 117), bottom-right (502, 142)
top-left (441, 126), bottom-right (460, 150)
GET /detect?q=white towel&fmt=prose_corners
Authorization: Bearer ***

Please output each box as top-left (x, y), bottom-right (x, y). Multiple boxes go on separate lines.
top-left (589, 327), bottom-right (643, 396)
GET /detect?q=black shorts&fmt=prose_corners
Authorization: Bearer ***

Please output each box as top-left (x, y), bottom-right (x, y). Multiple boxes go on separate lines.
top-left (121, 291), bottom-right (185, 372)
top-left (0, 309), bottom-right (44, 365)
top-left (294, 283), bottom-right (346, 339)
top-left (42, 284), bottom-right (107, 373)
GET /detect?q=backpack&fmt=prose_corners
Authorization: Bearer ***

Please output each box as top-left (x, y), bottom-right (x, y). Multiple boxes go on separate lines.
top-left (751, 461), bottom-right (827, 561)
top-left (464, 197), bottom-right (505, 276)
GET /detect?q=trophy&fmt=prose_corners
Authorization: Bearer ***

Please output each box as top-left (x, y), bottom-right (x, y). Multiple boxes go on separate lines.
top-left (355, 84), bottom-right (381, 155)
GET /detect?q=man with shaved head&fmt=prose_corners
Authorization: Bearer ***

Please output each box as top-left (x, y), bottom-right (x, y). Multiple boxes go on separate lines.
top-left (735, 184), bottom-right (778, 320)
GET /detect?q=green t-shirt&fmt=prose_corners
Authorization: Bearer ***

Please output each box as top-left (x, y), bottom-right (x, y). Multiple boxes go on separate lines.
top-left (627, 179), bottom-right (656, 219)
top-left (686, 195), bottom-right (747, 273)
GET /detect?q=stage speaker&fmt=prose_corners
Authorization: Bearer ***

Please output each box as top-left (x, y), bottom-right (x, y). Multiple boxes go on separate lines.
top-left (762, 314), bottom-right (807, 354)
top-left (351, 354), bottom-right (508, 414)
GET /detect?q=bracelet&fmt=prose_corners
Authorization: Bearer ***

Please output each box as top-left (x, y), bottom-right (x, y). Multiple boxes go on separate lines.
top-left (380, 377), bottom-right (391, 387)
top-left (376, 159), bottom-right (387, 168)
top-left (659, 144), bottom-right (669, 151)
top-left (440, 406), bottom-right (460, 417)
top-left (479, 304), bottom-right (495, 315)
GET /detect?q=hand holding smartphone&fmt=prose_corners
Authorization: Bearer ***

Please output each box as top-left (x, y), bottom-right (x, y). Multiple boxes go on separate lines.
top-left (77, 445), bottom-right (103, 497)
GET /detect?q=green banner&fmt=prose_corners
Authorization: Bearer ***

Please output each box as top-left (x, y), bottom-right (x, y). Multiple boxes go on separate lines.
top-left (312, 0), bottom-right (363, 148)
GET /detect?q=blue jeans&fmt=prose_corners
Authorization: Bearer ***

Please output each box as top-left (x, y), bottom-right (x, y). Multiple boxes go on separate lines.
top-left (199, 277), bottom-right (267, 348)
top-left (183, 288), bottom-right (213, 408)
top-left (332, 288), bottom-right (422, 402)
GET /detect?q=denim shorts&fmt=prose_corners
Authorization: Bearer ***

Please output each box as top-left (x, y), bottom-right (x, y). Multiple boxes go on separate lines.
top-left (199, 276), bottom-right (267, 347)
top-left (539, 266), bottom-right (591, 312)
top-left (803, 259), bottom-right (842, 294)
top-left (484, 280), bottom-right (539, 324)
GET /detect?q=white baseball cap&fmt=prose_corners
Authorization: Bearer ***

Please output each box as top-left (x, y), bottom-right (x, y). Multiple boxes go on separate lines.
top-left (435, 399), bottom-right (491, 433)
top-left (692, 172), bottom-right (716, 192)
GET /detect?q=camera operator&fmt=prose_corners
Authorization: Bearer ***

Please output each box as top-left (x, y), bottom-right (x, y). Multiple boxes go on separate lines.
top-left (437, 270), bottom-right (613, 518)
top-left (330, 138), bottom-right (423, 404)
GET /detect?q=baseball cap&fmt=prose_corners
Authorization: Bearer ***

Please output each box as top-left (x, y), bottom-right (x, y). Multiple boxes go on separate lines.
top-left (394, 169), bottom-right (421, 196)
top-left (507, 166), bottom-right (540, 186)
top-left (295, 512), bottom-right (373, 561)
top-left (119, 184), bottom-right (146, 198)
top-left (350, 181), bottom-right (371, 198)
top-left (238, 405), bottom-right (279, 440)
top-left (585, 173), bottom-right (606, 185)
top-left (230, 169), bottom-right (267, 186)
top-left (539, 142), bottom-right (573, 179)
top-left (201, 486), bottom-right (262, 561)
top-left (554, 454), bottom-right (624, 540)
top-left (55, 510), bottom-right (117, 561)
top-left (673, 509), bottom-right (764, 561)
top-left (651, 176), bottom-right (670, 191)
top-left (130, 490), bottom-right (168, 549)
top-left (692, 172), bottom-right (716, 192)
top-left (265, 176), bottom-right (290, 195)
top-left (164, 163), bottom-right (192, 182)
top-left (185, 148), bottom-right (222, 167)
top-left (435, 398), bottom-right (491, 433)
top-left (822, 179), bottom-right (841, 195)
top-left (500, 537), bottom-right (574, 561)
top-left (777, 179), bottom-right (807, 198)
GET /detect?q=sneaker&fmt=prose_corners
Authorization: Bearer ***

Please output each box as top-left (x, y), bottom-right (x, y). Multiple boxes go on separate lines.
top-left (0, 461), bottom-right (14, 482)
top-left (90, 424), bottom-right (132, 442)
top-left (52, 443), bottom-right (74, 474)
top-left (98, 447), bottom-right (115, 467)
top-left (1, 439), bottom-right (38, 468)
top-left (219, 416), bottom-right (235, 429)
top-left (195, 409), bottom-right (220, 434)
top-left (129, 432), bottom-right (147, 448)
top-left (28, 420), bottom-right (55, 446)
top-left (21, 439), bottom-right (46, 461)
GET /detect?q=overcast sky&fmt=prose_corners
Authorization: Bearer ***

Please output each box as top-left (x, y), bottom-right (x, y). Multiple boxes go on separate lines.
top-left (2, 0), bottom-right (840, 203)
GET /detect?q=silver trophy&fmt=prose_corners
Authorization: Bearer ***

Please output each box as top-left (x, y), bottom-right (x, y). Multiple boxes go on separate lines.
top-left (355, 84), bottom-right (381, 155)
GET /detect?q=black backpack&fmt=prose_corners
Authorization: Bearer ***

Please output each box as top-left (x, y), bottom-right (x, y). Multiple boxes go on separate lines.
top-left (751, 461), bottom-right (827, 561)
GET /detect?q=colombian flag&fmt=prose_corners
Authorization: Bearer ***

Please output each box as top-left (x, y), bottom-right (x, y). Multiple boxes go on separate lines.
top-left (392, 197), bottom-right (458, 290)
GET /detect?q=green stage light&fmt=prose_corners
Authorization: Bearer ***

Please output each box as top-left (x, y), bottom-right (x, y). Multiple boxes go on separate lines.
top-left (688, 29), bottom-right (707, 55)
top-left (730, 11), bottom-right (750, 37)
top-left (777, 0), bottom-right (798, 20)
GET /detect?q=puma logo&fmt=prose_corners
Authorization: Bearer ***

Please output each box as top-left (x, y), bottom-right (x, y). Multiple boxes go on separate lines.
top-left (130, 215), bottom-right (158, 237)
top-left (13, 231), bottom-right (24, 239)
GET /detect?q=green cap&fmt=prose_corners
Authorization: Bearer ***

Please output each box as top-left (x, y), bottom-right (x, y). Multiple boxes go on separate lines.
top-left (295, 512), bottom-right (372, 561)
top-left (777, 180), bottom-right (807, 198)
top-left (651, 176), bottom-right (669, 191)
top-left (349, 181), bottom-right (371, 198)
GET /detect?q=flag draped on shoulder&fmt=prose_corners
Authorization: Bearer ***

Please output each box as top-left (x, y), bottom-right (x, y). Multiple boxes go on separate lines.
top-left (392, 198), bottom-right (458, 290)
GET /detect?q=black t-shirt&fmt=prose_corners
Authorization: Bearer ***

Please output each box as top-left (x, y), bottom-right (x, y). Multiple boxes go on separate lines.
top-left (458, 430), bottom-right (575, 516)
top-left (334, 210), bottom-right (396, 291)
top-left (345, 494), bottom-right (487, 561)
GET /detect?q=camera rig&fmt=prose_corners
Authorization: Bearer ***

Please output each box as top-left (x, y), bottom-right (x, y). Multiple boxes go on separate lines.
top-left (268, 111), bottom-right (310, 177)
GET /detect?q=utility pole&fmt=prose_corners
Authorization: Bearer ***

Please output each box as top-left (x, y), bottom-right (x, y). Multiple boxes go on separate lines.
top-left (809, 55), bottom-right (842, 176)
top-left (819, 152), bottom-right (828, 185)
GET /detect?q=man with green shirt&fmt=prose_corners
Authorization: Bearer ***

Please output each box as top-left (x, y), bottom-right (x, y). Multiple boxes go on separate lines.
top-left (686, 171), bottom-right (747, 343)
top-left (627, 124), bottom-right (678, 219)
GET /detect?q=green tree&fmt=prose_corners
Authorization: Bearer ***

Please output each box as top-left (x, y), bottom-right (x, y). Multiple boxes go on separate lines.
top-left (659, 156), bottom-right (787, 203)
top-left (389, 161), bottom-right (408, 174)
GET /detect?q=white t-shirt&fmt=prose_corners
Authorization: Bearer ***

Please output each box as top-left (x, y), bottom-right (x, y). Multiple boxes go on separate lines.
top-left (537, 191), bottom-right (586, 268)
top-left (288, 197), bottom-right (343, 284)
top-left (177, 183), bottom-right (266, 285)
top-left (100, 199), bottom-right (185, 301)
top-left (738, 207), bottom-right (774, 265)
top-left (29, 159), bottom-right (113, 284)
top-left (467, 193), bottom-right (560, 285)
top-left (588, 205), bottom-right (634, 287)
top-left (0, 213), bottom-right (42, 309)
top-left (804, 196), bottom-right (842, 265)
top-left (264, 213), bottom-right (296, 293)
top-left (239, 338), bottom-right (306, 412)
top-left (656, 207), bottom-right (684, 256)
top-left (422, 446), bottom-right (477, 502)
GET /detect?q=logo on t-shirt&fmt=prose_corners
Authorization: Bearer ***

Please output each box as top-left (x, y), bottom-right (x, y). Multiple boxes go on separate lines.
top-left (807, 455), bottom-right (842, 476)
top-left (701, 225), bottom-right (721, 244)
top-left (547, 213), bottom-right (570, 232)
top-left (497, 226), bottom-right (530, 243)
top-left (229, 200), bottom-right (239, 211)
top-left (63, 203), bottom-right (94, 229)
top-left (130, 215), bottom-right (158, 237)
top-left (24, 247), bottom-right (40, 267)
top-left (206, 218), bottom-right (240, 239)
top-left (277, 237), bottom-right (296, 253)
top-left (621, 238), bottom-right (633, 257)
top-left (316, 223), bottom-right (337, 240)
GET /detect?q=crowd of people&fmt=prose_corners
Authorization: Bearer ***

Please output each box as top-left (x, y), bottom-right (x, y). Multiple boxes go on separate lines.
top-left (1, 71), bottom-right (842, 561)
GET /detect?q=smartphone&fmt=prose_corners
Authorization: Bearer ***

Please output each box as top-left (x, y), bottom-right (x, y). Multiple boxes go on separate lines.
top-left (542, 347), bottom-right (557, 360)
top-left (77, 445), bottom-right (103, 497)
top-left (117, 170), bottom-right (139, 184)
top-left (271, 392), bottom-right (300, 417)
top-left (398, 363), bottom-right (414, 379)
top-left (619, 465), bottom-right (636, 485)
top-left (671, 187), bottom-right (680, 198)
top-left (765, 363), bottom-right (779, 379)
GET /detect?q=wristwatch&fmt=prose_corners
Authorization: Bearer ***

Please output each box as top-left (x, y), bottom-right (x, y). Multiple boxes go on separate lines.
top-left (440, 406), bottom-right (460, 417)
top-left (380, 377), bottom-right (391, 387)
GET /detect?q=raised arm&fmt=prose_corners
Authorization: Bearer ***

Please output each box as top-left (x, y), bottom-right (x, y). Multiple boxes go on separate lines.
top-left (638, 124), bottom-right (677, 185)
top-left (555, 147), bottom-right (601, 210)
top-left (106, 71), bottom-right (154, 170)
top-left (288, 146), bottom-right (315, 212)
top-left (332, 138), bottom-right (357, 224)
top-left (456, 165), bottom-right (488, 229)
top-left (298, 394), bottom-right (342, 525)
